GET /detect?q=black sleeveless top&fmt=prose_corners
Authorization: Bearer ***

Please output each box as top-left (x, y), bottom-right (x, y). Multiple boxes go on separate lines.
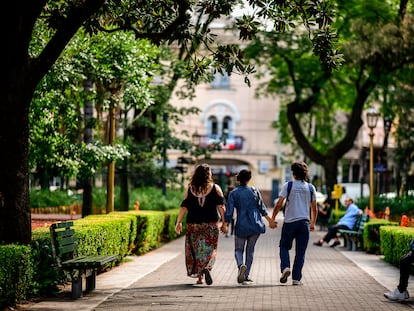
top-left (181, 184), bottom-right (224, 224)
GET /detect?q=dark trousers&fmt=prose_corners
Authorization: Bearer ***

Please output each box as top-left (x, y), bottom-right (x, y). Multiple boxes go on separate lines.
top-left (323, 224), bottom-right (350, 243)
top-left (398, 251), bottom-right (414, 292)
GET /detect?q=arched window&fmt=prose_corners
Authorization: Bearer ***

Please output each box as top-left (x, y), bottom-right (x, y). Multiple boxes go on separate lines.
top-left (223, 116), bottom-right (232, 136)
top-left (202, 101), bottom-right (243, 150)
top-left (208, 116), bottom-right (218, 138)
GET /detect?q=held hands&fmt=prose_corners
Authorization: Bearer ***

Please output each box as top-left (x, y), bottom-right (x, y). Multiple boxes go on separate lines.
top-left (268, 218), bottom-right (277, 229)
top-left (220, 222), bottom-right (228, 234)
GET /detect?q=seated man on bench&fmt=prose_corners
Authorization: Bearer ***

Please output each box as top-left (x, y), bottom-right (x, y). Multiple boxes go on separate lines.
top-left (384, 240), bottom-right (414, 301)
top-left (313, 197), bottom-right (362, 248)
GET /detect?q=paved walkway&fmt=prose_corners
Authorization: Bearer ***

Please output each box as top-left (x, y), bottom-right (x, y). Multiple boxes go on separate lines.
top-left (22, 213), bottom-right (414, 311)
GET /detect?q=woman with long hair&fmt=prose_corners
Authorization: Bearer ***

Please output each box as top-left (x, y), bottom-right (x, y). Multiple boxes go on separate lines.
top-left (175, 164), bottom-right (227, 285)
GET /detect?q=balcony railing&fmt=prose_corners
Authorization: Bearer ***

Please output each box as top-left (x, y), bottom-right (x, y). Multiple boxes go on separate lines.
top-left (195, 135), bottom-right (244, 150)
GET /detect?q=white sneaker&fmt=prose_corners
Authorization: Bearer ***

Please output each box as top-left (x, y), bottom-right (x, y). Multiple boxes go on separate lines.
top-left (242, 278), bottom-right (254, 285)
top-left (292, 280), bottom-right (303, 286)
top-left (384, 288), bottom-right (409, 301)
top-left (280, 268), bottom-right (291, 283)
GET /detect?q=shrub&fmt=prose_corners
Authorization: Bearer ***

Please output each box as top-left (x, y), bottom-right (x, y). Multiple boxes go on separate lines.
top-left (129, 187), bottom-right (182, 211)
top-left (30, 189), bottom-right (81, 208)
top-left (380, 226), bottom-right (414, 266)
top-left (29, 187), bottom-right (182, 212)
top-left (0, 245), bottom-right (34, 309)
top-left (363, 219), bottom-right (399, 254)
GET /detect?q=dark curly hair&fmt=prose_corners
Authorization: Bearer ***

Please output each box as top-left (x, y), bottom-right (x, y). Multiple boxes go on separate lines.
top-left (291, 161), bottom-right (309, 181)
top-left (190, 164), bottom-right (213, 194)
top-left (236, 169), bottom-right (251, 185)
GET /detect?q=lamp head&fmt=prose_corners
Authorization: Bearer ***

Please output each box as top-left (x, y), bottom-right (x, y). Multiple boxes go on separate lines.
top-left (366, 108), bottom-right (380, 130)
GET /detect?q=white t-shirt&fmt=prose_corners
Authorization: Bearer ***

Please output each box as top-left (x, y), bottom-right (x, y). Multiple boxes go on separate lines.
top-left (280, 180), bottom-right (316, 223)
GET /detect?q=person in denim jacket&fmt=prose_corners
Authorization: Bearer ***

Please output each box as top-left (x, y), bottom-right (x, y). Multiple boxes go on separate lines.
top-left (225, 169), bottom-right (276, 284)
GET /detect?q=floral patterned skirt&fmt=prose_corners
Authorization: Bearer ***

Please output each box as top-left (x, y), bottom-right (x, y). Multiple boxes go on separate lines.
top-left (185, 222), bottom-right (219, 278)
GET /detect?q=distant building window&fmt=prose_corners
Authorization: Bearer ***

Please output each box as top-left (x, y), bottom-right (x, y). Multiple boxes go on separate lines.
top-left (200, 100), bottom-right (243, 150)
top-left (223, 116), bottom-right (231, 135)
top-left (211, 72), bottom-right (230, 89)
top-left (208, 116), bottom-right (218, 137)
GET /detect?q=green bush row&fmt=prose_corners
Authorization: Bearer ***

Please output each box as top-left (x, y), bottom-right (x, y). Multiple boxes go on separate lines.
top-left (30, 187), bottom-right (183, 211)
top-left (380, 226), bottom-right (414, 266)
top-left (0, 209), bottom-right (184, 309)
top-left (362, 219), bottom-right (399, 254)
top-left (357, 195), bottom-right (414, 220)
top-left (0, 245), bottom-right (34, 308)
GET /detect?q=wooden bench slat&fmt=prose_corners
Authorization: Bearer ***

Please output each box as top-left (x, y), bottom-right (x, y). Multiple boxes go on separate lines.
top-left (57, 244), bottom-right (77, 254)
top-left (55, 228), bottom-right (75, 237)
top-left (51, 221), bottom-right (74, 229)
top-left (62, 255), bottom-right (119, 269)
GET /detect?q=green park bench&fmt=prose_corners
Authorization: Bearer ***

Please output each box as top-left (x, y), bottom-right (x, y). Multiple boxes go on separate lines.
top-left (338, 213), bottom-right (370, 251)
top-left (50, 221), bottom-right (119, 299)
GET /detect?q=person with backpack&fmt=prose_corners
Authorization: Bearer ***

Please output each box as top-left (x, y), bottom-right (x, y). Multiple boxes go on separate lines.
top-left (272, 161), bottom-right (318, 286)
top-left (225, 169), bottom-right (276, 285)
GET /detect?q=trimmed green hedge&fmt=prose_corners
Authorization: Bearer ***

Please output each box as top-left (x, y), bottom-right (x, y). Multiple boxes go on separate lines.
top-left (0, 245), bottom-right (34, 308)
top-left (363, 219), bottom-right (399, 254)
top-left (380, 226), bottom-right (414, 266)
top-left (0, 209), bottom-right (183, 309)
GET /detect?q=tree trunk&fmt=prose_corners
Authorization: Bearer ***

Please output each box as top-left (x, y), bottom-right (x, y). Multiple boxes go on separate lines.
top-left (106, 106), bottom-right (116, 213)
top-left (119, 108), bottom-right (129, 211)
top-left (322, 157), bottom-right (339, 201)
top-left (82, 79), bottom-right (94, 217)
top-left (119, 158), bottom-right (129, 211)
top-left (0, 85), bottom-right (33, 244)
top-left (286, 75), bottom-right (376, 199)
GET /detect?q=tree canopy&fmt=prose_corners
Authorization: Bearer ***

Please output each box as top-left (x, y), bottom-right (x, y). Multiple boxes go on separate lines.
top-left (245, 0), bottom-right (414, 198)
top-left (1, 0), bottom-right (340, 244)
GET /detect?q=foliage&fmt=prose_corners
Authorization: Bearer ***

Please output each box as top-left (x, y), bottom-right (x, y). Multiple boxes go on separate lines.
top-left (0, 245), bottom-right (34, 309)
top-left (363, 219), bottom-right (399, 254)
top-left (129, 187), bottom-right (183, 211)
top-left (30, 239), bottom-right (62, 297)
top-left (380, 226), bottom-right (414, 266)
top-left (3, 0), bottom-right (344, 244)
top-left (30, 189), bottom-right (82, 208)
top-left (29, 187), bottom-right (182, 211)
top-left (357, 195), bottom-right (414, 220)
top-left (30, 29), bottom-right (157, 184)
top-left (244, 0), bottom-right (414, 197)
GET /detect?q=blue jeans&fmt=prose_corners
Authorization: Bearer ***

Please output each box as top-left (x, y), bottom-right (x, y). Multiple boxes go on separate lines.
top-left (234, 234), bottom-right (260, 279)
top-left (279, 220), bottom-right (310, 281)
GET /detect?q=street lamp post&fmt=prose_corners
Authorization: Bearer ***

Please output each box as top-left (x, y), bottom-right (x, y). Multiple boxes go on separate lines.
top-left (366, 108), bottom-right (380, 214)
